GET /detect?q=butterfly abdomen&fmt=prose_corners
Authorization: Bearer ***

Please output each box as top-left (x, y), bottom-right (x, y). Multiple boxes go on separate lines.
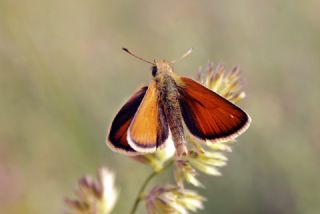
top-left (155, 74), bottom-right (188, 156)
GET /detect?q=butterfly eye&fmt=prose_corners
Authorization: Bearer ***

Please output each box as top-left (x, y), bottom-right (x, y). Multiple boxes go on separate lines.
top-left (151, 66), bottom-right (158, 76)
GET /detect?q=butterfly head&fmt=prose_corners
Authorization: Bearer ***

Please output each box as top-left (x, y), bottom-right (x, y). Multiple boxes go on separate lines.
top-left (122, 47), bottom-right (192, 77)
top-left (152, 60), bottom-right (173, 77)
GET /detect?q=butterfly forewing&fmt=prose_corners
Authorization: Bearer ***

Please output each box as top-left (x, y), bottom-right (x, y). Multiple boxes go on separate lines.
top-left (107, 86), bottom-right (147, 155)
top-left (178, 77), bottom-right (251, 142)
top-left (128, 80), bottom-right (169, 152)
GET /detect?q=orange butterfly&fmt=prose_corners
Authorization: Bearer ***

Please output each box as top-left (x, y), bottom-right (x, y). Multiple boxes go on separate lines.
top-left (107, 48), bottom-right (251, 157)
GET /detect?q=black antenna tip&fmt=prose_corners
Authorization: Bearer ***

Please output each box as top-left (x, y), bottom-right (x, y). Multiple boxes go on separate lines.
top-left (122, 48), bottom-right (129, 52)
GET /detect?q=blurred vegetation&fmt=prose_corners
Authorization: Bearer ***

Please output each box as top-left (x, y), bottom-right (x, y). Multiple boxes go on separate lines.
top-left (0, 0), bottom-right (320, 213)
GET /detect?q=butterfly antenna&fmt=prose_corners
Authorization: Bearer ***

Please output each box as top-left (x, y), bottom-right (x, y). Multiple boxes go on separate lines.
top-left (171, 48), bottom-right (193, 64)
top-left (122, 48), bottom-right (155, 65)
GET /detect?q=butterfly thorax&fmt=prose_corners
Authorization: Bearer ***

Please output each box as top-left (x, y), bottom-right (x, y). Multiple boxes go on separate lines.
top-left (153, 62), bottom-right (188, 156)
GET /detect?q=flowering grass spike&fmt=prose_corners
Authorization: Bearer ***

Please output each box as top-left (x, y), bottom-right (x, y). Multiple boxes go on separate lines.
top-left (145, 185), bottom-right (206, 214)
top-left (65, 167), bottom-right (118, 214)
top-left (65, 61), bottom-right (250, 214)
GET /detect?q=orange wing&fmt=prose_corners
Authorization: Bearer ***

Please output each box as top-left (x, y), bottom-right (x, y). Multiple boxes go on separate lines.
top-left (178, 77), bottom-right (251, 143)
top-left (107, 86), bottom-right (147, 155)
top-left (128, 80), bottom-right (168, 153)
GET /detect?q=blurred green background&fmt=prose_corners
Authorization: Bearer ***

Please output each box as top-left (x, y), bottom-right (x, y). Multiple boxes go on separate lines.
top-left (1, 0), bottom-right (320, 213)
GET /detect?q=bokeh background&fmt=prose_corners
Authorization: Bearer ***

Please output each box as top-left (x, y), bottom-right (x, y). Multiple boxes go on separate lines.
top-left (1, 0), bottom-right (320, 213)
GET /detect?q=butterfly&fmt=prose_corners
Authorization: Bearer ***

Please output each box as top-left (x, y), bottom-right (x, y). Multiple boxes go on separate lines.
top-left (106, 48), bottom-right (251, 157)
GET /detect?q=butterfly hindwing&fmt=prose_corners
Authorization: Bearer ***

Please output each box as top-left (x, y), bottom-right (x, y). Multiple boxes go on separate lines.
top-left (107, 86), bottom-right (147, 155)
top-left (178, 77), bottom-right (251, 142)
top-left (128, 80), bottom-right (169, 153)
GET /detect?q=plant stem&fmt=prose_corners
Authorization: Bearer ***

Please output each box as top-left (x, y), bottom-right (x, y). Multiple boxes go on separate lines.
top-left (129, 160), bottom-right (173, 214)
